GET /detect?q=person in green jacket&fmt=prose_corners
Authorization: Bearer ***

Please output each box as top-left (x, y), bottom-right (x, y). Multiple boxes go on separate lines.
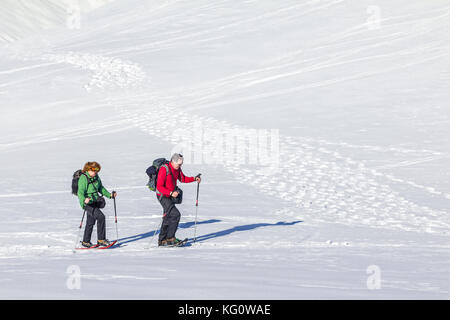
top-left (77, 161), bottom-right (117, 248)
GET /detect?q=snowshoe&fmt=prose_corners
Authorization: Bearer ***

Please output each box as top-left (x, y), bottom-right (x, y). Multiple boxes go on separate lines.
top-left (81, 241), bottom-right (96, 248)
top-left (173, 237), bottom-right (184, 245)
top-left (158, 239), bottom-right (172, 247)
top-left (159, 237), bottom-right (188, 247)
top-left (173, 237), bottom-right (188, 247)
top-left (97, 239), bottom-right (111, 247)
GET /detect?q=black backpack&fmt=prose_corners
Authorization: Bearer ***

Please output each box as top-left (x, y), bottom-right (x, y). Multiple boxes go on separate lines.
top-left (72, 170), bottom-right (84, 195)
top-left (71, 170), bottom-right (94, 195)
top-left (146, 158), bottom-right (183, 204)
top-left (146, 158), bottom-right (170, 192)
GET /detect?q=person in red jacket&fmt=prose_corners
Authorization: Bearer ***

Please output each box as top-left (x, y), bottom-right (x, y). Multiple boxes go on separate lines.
top-left (156, 153), bottom-right (201, 246)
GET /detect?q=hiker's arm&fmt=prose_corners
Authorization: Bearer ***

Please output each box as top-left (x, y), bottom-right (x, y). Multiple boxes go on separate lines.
top-left (179, 170), bottom-right (195, 183)
top-left (77, 175), bottom-right (89, 209)
top-left (156, 166), bottom-right (172, 196)
top-left (98, 177), bottom-right (112, 199)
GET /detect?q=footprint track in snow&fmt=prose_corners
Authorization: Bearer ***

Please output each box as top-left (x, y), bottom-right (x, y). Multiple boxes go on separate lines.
top-left (116, 101), bottom-right (449, 234)
top-left (32, 50), bottom-right (449, 235)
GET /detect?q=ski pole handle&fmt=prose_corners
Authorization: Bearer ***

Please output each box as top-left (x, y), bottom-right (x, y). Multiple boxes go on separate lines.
top-left (113, 195), bottom-right (119, 240)
top-left (195, 174), bottom-right (201, 206)
top-left (113, 196), bottom-right (118, 223)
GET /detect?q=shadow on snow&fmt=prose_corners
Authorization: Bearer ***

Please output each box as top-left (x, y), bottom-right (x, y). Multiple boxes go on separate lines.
top-left (115, 219), bottom-right (222, 246)
top-left (191, 220), bottom-right (303, 245)
top-left (113, 219), bottom-right (302, 248)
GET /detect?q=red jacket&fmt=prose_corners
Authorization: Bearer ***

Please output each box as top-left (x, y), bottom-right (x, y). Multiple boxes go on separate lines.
top-left (156, 162), bottom-right (196, 197)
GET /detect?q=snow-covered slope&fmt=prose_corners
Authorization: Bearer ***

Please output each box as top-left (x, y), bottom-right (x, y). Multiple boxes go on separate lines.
top-left (0, 0), bottom-right (449, 299)
top-left (0, 0), bottom-right (113, 43)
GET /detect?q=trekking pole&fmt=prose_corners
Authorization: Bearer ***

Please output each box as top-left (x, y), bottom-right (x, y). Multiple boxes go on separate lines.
top-left (74, 209), bottom-right (86, 249)
top-left (146, 216), bottom-right (163, 249)
top-left (193, 174), bottom-right (201, 243)
top-left (113, 193), bottom-right (119, 241)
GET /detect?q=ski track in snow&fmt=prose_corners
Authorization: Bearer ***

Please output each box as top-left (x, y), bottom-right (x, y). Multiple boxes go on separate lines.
top-left (38, 51), bottom-right (147, 91)
top-left (115, 101), bottom-right (449, 234)
top-left (6, 1), bottom-right (447, 241)
top-left (10, 45), bottom-right (448, 236)
top-left (1, 1), bottom-right (449, 301)
top-left (0, 36), bottom-right (442, 238)
top-left (0, 117), bottom-right (132, 152)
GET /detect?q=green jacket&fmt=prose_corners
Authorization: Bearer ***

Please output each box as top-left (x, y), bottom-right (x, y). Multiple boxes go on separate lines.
top-left (77, 173), bottom-right (112, 209)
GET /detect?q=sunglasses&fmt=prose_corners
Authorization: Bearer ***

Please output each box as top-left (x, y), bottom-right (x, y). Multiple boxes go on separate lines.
top-left (89, 167), bottom-right (100, 172)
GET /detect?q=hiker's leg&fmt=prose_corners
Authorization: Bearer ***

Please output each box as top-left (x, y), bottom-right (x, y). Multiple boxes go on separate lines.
top-left (83, 205), bottom-right (96, 243)
top-left (158, 197), bottom-right (174, 242)
top-left (94, 208), bottom-right (106, 241)
top-left (158, 197), bottom-right (173, 242)
top-left (165, 205), bottom-right (181, 240)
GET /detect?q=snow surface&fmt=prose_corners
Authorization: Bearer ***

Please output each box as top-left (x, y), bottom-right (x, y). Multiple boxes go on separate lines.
top-left (0, 0), bottom-right (449, 299)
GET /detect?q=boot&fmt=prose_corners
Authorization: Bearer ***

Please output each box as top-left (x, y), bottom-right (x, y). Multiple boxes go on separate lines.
top-left (166, 237), bottom-right (183, 245)
top-left (97, 239), bottom-right (111, 247)
top-left (81, 241), bottom-right (95, 248)
top-left (158, 239), bottom-right (170, 247)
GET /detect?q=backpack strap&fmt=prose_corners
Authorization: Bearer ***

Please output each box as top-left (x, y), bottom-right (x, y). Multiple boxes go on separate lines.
top-left (83, 173), bottom-right (100, 196)
top-left (162, 164), bottom-right (170, 177)
top-left (158, 164), bottom-right (177, 201)
top-left (164, 164), bottom-right (177, 191)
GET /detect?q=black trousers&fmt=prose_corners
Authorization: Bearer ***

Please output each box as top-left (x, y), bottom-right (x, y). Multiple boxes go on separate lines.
top-left (158, 196), bottom-right (181, 241)
top-left (83, 205), bottom-right (106, 242)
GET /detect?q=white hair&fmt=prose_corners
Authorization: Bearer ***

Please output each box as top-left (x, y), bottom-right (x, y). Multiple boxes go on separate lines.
top-left (171, 153), bottom-right (184, 164)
